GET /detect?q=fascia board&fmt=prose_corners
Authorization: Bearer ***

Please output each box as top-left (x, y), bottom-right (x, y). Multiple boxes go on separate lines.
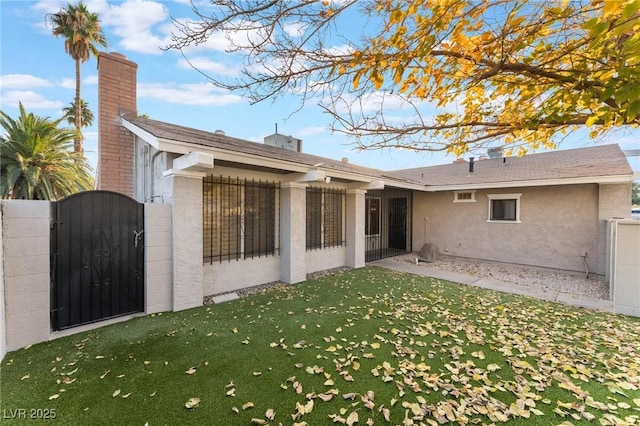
top-left (426, 174), bottom-right (635, 191)
top-left (121, 118), bottom-right (160, 149)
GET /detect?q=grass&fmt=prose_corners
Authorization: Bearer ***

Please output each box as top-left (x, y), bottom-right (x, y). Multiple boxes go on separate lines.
top-left (1, 266), bottom-right (639, 425)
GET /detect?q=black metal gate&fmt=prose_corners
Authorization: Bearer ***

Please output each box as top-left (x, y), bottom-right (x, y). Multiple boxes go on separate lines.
top-left (50, 191), bottom-right (145, 331)
top-left (365, 188), bottom-right (413, 262)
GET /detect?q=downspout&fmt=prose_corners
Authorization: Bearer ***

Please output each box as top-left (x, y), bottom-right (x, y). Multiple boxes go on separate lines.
top-left (149, 149), bottom-right (163, 202)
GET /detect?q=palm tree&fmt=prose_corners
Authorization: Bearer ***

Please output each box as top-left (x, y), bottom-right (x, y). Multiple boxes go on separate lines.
top-left (62, 98), bottom-right (94, 128)
top-left (48, 1), bottom-right (107, 153)
top-left (0, 103), bottom-right (94, 200)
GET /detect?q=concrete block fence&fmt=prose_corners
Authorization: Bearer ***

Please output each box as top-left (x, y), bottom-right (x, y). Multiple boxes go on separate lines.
top-left (0, 200), bottom-right (172, 361)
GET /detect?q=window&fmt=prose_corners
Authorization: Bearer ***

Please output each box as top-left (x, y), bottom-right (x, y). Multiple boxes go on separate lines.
top-left (453, 190), bottom-right (476, 203)
top-left (365, 197), bottom-right (380, 236)
top-left (203, 176), bottom-right (279, 263)
top-left (306, 187), bottom-right (345, 250)
top-left (487, 193), bottom-right (522, 222)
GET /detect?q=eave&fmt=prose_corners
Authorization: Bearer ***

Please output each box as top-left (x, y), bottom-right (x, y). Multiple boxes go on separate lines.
top-left (426, 174), bottom-right (635, 192)
top-left (122, 117), bottom-right (427, 191)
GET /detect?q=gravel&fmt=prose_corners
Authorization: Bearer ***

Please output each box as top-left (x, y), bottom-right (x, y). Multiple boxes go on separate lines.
top-left (204, 256), bottom-right (610, 305)
top-left (389, 254), bottom-right (610, 300)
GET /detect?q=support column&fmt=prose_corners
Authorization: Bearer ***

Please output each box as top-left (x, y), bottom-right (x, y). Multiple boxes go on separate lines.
top-left (346, 189), bottom-right (366, 268)
top-left (280, 182), bottom-right (307, 283)
top-left (166, 170), bottom-right (205, 311)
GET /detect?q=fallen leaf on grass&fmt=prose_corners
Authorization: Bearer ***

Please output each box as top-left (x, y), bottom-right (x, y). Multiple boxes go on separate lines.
top-left (185, 397), bottom-right (200, 409)
top-left (265, 408), bottom-right (276, 420)
top-left (243, 402), bottom-right (255, 410)
top-left (48, 394), bottom-right (59, 400)
top-left (112, 389), bottom-right (121, 397)
top-left (185, 367), bottom-right (197, 375)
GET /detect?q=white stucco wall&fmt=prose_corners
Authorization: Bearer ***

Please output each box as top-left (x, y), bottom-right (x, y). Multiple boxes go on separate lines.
top-left (597, 183), bottom-right (632, 275)
top-left (306, 247), bottom-right (348, 273)
top-left (413, 184), bottom-right (605, 275)
top-left (195, 166), bottom-right (359, 294)
top-left (281, 182), bottom-right (308, 283)
top-left (169, 174), bottom-right (204, 311)
top-left (204, 256), bottom-right (281, 295)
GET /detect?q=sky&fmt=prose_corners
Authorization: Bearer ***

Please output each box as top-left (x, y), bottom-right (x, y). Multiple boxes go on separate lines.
top-left (1, 0), bottom-right (639, 175)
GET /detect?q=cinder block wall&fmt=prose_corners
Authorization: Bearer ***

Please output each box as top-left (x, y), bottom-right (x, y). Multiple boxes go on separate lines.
top-left (0, 203), bottom-right (6, 360)
top-left (145, 203), bottom-right (172, 313)
top-left (0, 200), bottom-right (175, 361)
top-left (1, 201), bottom-right (50, 353)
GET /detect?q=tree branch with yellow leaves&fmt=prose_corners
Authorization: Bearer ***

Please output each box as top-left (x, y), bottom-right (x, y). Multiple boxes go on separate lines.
top-left (167, 0), bottom-right (640, 156)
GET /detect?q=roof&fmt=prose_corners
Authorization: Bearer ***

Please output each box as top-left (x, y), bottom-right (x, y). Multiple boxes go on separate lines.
top-left (122, 115), bottom-right (424, 189)
top-left (392, 144), bottom-right (634, 190)
top-left (122, 115), bottom-right (632, 191)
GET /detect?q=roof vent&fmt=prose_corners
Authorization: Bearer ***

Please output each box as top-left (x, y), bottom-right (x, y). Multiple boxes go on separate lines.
top-left (469, 157), bottom-right (475, 173)
top-left (487, 146), bottom-right (503, 159)
top-left (341, 157), bottom-right (349, 163)
top-left (214, 129), bottom-right (225, 136)
top-left (264, 133), bottom-right (302, 152)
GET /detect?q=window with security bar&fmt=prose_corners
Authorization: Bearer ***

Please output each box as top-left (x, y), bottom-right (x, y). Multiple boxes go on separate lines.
top-left (203, 176), bottom-right (279, 263)
top-left (306, 187), bottom-right (345, 250)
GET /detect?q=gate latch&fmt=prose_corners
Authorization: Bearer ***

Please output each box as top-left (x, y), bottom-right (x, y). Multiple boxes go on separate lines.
top-left (133, 230), bottom-right (144, 248)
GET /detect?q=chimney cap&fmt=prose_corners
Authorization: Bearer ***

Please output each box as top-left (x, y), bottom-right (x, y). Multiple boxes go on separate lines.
top-left (214, 129), bottom-right (225, 135)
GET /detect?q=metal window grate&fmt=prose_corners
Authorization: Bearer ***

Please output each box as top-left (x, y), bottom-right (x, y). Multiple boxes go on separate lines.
top-left (203, 176), bottom-right (280, 263)
top-left (306, 187), bottom-right (346, 250)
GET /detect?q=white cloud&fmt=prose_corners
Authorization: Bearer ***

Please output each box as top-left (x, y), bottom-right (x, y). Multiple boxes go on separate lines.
top-left (58, 78), bottom-right (76, 90)
top-left (1, 91), bottom-right (64, 110)
top-left (98, 0), bottom-right (172, 55)
top-left (31, 0), bottom-right (65, 14)
top-left (283, 22), bottom-right (305, 38)
top-left (296, 126), bottom-right (327, 136)
top-left (138, 82), bottom-right (244, 106)
top-left (84, 75), bottom-right (99, 85)
top-left (177, 57), bottom-right (239, 76)
top-left (0, 74), bottom-right (52, 89)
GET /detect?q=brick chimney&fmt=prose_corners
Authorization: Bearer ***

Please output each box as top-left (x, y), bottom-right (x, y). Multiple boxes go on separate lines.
top-left (96, 52), bottom-right (138, 197)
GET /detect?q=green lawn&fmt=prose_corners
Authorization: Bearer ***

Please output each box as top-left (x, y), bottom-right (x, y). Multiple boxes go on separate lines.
top-left (1, 267), bottom-right (639, 425)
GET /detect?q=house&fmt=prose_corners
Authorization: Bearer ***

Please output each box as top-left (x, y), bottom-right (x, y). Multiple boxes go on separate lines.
top-left (96, 52), bottom-right (634, 311)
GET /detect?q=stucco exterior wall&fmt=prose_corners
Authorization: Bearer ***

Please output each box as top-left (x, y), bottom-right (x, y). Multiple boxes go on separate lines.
top-left (306, 247), bottom-right (348, 273)
top-left (1, 201), bottom-right (50, 353)
top-left (412, 184), bottom-right (602, 274)
top-left (204, 257), bottom-right (281, 295)
top-left (169, 174), bottom-right (204, 311)
top-left (597, 183), bottom-right (632, 275)
top-left (195, 166), bottom-right (357, 294)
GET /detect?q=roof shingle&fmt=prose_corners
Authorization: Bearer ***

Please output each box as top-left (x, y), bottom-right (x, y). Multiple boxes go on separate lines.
top-left (392, 144), bottom-right (633, 187)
